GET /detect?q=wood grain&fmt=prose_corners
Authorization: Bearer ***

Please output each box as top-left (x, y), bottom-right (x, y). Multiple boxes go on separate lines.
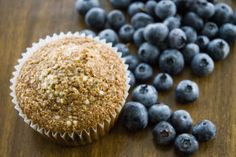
top-left (0, 0), bottom-right (236, 156)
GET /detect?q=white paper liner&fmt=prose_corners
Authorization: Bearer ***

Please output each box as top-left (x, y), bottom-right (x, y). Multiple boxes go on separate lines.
top-left (9, 32), bottom-right (130, 145)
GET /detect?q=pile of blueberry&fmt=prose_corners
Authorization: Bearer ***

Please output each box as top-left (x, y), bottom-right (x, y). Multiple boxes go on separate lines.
top-left (75, 0), bottom-right (236, 155)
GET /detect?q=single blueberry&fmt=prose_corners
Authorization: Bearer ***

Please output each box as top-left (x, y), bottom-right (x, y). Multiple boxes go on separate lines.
top-left (153, 73), bottom-right (173, 91)
top-left (75, 0), bottom-right (99, 16)
top-left (169, 28), bottom-right (187, 49)
top-left (195, 0), bottom-right (215, 19)
top-left (115, 43), bottom-right (130, 57)
top-left (202, 22), bottom-right (219, 39)
top-left (219, 23), bottom-right (236, 43)
top-left (134, 63), bottom-right (153, 81)
top-left (155, 0), bottom-right (177, 20)
top-left (159, 49), bottom-right (184, 75)
top-left (207, 38), bottom-right (230, 61)
top-left (191, 53), bottom-right (214, 76)
top-left (183, 43), bottom-right (200, 64)
top-left (171, 110), bottom-right (193, 133)
top-left (153, 121), bottom-right (176, 145)
top-left (164, 16), bottom-right (181, 31)
top-left (107, 10), bottom-right (126, 31)
top-left (119, 24), bottom-right (135, 43)
top-left (192, 120), bottom-right (217, 142)
top-left (99, 29), bottom-right (119, 45)
top-left (128, 71), bottom-right (136, 88)
top-left (183, 12), bottom-right (204, 31)
top-left (145, 0), bottom-right (157, 17)
top-left (121, 101), bottom-right (148, 131)
top-left (137, 42), bottom-right (160, 64)
top-left (149, 103), bottom-right (172, 124)
top-left (132, 84), bottom-right (158, 107)
top-left (110, 0), bottom-right (131, 9)
top-left (128, 2), bottom-right (145, 17)
top-left (181, 26), bottom-right (197, 43)
top-left (211, 3), bottom-right (233, 25)
top-left (80, 29), bottom-right (96, 37)
top-left (230, 12), bottom-right (236, 25)
top-left (175, 133), bottom-right (199, 155)
top-left (131, 13), bottom-right (154, 30)
top-left (195, 36), bottom-right (210, 50)
top-left (133, 28), bottom-right (145, 47)
top-left (85, 8), bottom-right (107, 30)
top-left (124, 55), bottom-right (139, 72)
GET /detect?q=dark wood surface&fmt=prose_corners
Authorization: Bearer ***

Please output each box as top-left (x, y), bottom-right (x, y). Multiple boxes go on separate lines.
top-left (1, 0), bottom-right (236, 156)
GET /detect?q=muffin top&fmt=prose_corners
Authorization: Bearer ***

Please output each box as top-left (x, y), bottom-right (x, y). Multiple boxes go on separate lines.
top-left (15, 36), bottom-right (127, 133)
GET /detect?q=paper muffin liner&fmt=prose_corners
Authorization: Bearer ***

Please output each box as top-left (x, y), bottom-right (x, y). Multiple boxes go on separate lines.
top-left (9, 32), bottom-right (130, 146)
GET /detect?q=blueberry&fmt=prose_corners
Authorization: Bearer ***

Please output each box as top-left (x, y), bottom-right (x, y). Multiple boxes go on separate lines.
top-left (153, 121), bottom-right (176, 145)
top-left (110, 0), bottom-right (131, 9)
top-left (153, 73), bottom-right (173, 91)
top-left (230, 12), bottom-right (236, 25)
top-left (119, 24), bottom-right (135, 43)
top-left (121, 101), bottom-right (148, 131)
top-left (195, 36), bottom-right (210, 50)
top-left (183, 43), bottom-right (200, 64)
top-left (80, 29), bottom-right (96, 37)
top-left (133, 28), bottom-right (145, 46)
top-left (128, 2), bottom-right (145, 17)
top-left (107, 10), bottom-right (126, 31)
top-left (134, 63), bottom-right (153, 81)
top-left (132, 84), bottom-right (158, 107)
top-left (175, 133), bottom-right (199, 155)
top-left (176, 80), bottom-right (199, 103)
top-left (212, 3), bottom-right (233, 25)
top-left (124, 55), bottom-right (139, 71)
top-left (195, 0), bottom-right (215, 19)
top-left (115, 43), bottom-right (130, 57)
top-left (207, 39), bottom-right (230, 61)
top-left (144, 23), bottom-right (169, 44)
top-left (155, 0), bottom-right (177, 20)
top-left (168, 28), bottom-right (187, 49)
top-left (183, 12), bottom-right (204, 30)
top-left (131, 13), bottom-right (154, 30)
top-left (202, 22), bottom-right (219, 39)
top-left (171, 110), bottom-right (193, 133)
top-left (137, 42), bottom-right (159, 64)
top-left (75, 0), bottom-right (99, 16)
top-left (99, 29), bottom-right (119, 45)
top-left (145, 0), bottom-right (157, 17)
top-left (164, 16), bottom-right (181, 31)
top-left (191, 53), bottom-right (214, 76)
top-left (148, 103), bottom-right (172, 124)
top-left (181, 26), bottom-right (197, 43)
top-left (85, 8), bottom-right (107, 30)
top-left (128, 71), bottom-right (136, 88)
top-left (192, 120), bottom-right (217, 142)
top-left (219, 23), bottom-right (236, 43)
top-left (159, 49), bottom-right (184, 75)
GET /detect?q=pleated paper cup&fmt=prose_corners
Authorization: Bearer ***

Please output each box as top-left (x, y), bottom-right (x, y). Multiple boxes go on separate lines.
top-left (9, 32), bottom-right (130, 145)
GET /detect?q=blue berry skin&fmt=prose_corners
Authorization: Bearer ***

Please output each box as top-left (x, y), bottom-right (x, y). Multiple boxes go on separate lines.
top-left (230, 12), bottom-right (236, 25)
top-left (119, 24), bottom-right (135, 43)
top-left (183, 43), bottom-right (200, 64)
top-left (212, 3), bottom-right (233, 25)
top-left (175, 133), bottom-right (199, 155)
top-left (153, 121), bottom-right (176, 145)
top-left (207, 39), bottom-right (230, 61)
top-left (183, 12), bottom-right (204, 31)
top-left (148, 103), bottom-right (172, 124)
top-left (110, 0), bottom-right (131, 9)
top-left (219, 23), bottom-right (236, 43)
top-left (153, 73), bottom-right (173, 91)
top-left (155, 0), bottom-right (177, 20)
top-left (132, 84), bottom-right (158, 107)
top-left (145, 0), bottom-right (157, 17)
top-left (159, 49), bottom-right (184, 75)
top-left (128, 71), bottom-right (136, 87)
top-left (144, 23), bottom-right (169, 44)
top-left (169, 28), bottom-right (187, 49)
top-left (181, 26), bottom-right (197, 43)
top-left (192, 120), bottom-right (217, 142)
top-left (80, 29), bottom-right (96, 37)
top-left (164, 16), bottom-right (181, 31)
top-left (195, 36), bottom-right (210, 50)
top-left (138, 42), bottom-right (160, 64)
top-left (202, 22), bottom-right (219, 39)
top-left (128, 2), bottom-right (145, 17)
top-left (133, 28), bottom-right (145, 47)
top-left (115, 43), bottom-right (130, 57)
top-left (85, 8), bottom-right (107, 30)
top-left (121, 101), bottom-right (148, 132)
top-left (171, 110), bottom-right (193, 133)
top-left (195, 0), bottom-right (215, 19)
top-left (191, 53), bottom-right (214, 76)
top-left (131, 13), bottom-right (154, 30)
top-left (75, 0), bottom-right (99, 16)
top-left (107, 10), bottom-right (126, 31)
top-left (124, 55), bottom-right (139, 72)
top-left (99, 29), bottom-right (119, 46)
top-left (134, 63), bottom-right (153, 81)
top-left (175, 80), bottom-right (199, 103)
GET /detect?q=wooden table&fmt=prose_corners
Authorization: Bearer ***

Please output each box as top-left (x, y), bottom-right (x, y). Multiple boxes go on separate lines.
top-left (1, 0), bottom-right (236, 156)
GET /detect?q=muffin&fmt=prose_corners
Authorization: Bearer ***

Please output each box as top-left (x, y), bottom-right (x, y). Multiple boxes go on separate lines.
top-left (10, 32), bottom-right (130, 145)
